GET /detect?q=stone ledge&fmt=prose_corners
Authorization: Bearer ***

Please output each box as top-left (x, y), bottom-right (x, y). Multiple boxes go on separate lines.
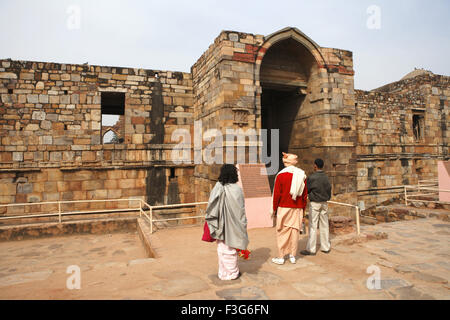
top-left (0, 168), bottom-right (41, 173)
top-left (0, 217), bottom-right (137, 242)
top-left (137, 217), bottom-right (157, 258)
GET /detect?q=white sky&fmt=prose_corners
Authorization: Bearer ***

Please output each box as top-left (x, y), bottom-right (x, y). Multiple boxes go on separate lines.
top-left (102, 114), bottom-right (119, 127)
top-left (0, 0), bottom-right (449, 90)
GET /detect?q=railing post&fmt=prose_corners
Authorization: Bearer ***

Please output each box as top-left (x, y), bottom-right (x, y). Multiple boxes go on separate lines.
top-left (355, 206), bottom-right (360, 236)
top-left (139, 200), bottom-right (142, 218)
top-left (58, 201), bottom-right (61, 224)
top-left (404, 186), bottom-right (408, 206)
top-left (150, 207), bottom-right (153, 234)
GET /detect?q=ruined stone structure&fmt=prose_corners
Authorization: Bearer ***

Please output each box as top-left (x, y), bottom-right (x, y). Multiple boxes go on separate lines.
top-left (192, 28), bottom-right (357, 206)
top-left (1, 27), bottom-right (448, 217)
top-left (356, 72), bottom-right (449, 208)
top-left (0, 58), bottom-right (196, 215)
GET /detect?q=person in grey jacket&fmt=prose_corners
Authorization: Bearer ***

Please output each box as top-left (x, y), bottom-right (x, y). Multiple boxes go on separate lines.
top-left (205, 164), bottom-right (249, 280)
top-left (301, 158), bottom-right (332, 255)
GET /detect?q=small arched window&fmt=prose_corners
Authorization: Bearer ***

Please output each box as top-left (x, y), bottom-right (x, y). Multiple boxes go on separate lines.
top-left (103, 129), bottom-right (119, 144)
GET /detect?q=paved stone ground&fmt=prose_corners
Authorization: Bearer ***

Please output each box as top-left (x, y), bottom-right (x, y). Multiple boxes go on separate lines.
top-left (0, 218), bottom-right (448, 300)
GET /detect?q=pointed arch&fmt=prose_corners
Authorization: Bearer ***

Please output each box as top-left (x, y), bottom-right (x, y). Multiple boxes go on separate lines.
top-left (256, 28), bottom-right (328, 189)
top-left (102, 128), bottom-right (120, 144)
top-left (255, 27), bottom-right (327, 70)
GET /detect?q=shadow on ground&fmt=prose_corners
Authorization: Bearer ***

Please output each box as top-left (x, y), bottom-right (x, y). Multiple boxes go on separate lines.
top-left (239, 247), bottom-right (271, 275)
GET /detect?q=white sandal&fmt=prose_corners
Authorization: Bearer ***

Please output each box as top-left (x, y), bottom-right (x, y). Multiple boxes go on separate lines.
top-left (271, 257), bottom-right (285, 265)
top-left (289, 255), bottom-right (296, 264)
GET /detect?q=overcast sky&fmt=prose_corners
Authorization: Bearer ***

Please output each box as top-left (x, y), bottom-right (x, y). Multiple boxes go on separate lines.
top-left (0, 0), bottom-right (449, 90)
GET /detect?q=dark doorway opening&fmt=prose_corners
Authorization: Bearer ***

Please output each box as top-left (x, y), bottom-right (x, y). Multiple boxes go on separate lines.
top-left (101, 92), bottom-right (125, 144)
top-left (261, 86), bottom-right (304, 189)
top-left (259, 37), bottom-right (316, 190)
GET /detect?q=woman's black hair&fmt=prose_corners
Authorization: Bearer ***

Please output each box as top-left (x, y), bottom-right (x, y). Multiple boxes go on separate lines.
top-left (218, 164), bottom-right (239, 185)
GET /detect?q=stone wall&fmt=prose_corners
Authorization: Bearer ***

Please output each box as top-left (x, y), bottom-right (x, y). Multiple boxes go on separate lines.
top-left (0, 165), bottom-right (196, 217)
top-left (1, 27), bottom-right (448, 221)
top-left (0, 59), bottom-right (196, 210)
top-left (191, 31), bottom-right (264, 202)
top-left (191, 28), bottom-right (358, 212)
top-left (0, 59), bottom-right (194, 167)
top-left (355, 74), bottom-right (450, 209)
top-left (292, 46), bottom-right (357, 206)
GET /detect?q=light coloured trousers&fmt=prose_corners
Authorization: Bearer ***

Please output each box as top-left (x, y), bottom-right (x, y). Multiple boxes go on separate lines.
top-left (306, 202), bottom-right (331, 254)
top-left (276, 207), bottom-right (303, 257)
top-left (217, 240), bottom-right (239, 280)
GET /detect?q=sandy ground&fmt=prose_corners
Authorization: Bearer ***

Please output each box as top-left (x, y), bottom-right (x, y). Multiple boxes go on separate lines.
top-left (0, 218), bottom-right (449, 300)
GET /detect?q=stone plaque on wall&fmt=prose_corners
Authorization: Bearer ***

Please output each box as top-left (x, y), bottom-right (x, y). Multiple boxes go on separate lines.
top-left (238, 164), bottom-right (272, 198)
top-left (237, 163), bottom-right (273, 229)
top-left (232, 108), bottom-right (249, 127)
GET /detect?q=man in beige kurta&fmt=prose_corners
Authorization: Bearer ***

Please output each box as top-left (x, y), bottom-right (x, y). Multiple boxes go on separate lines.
top-left (271, 153), bottom-right (308, 265)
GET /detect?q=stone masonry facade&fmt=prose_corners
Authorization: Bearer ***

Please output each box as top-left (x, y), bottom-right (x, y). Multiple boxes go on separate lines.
top-left (0, 59), bottom-right (196, 216)
top-left (356, 73), bottom-right (449, 209)
top-left (191, 28), bottom-right (357, 207)
top-left (0, 27), bottom-right (448, 218)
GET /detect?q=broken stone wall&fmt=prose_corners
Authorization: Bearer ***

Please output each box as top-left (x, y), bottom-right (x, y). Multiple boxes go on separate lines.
top-left (0, 59), bottom-right (195, 212)
top-left (355, 74), bottom-right (450, 209)
top-left (2, 29), bottom-right (448, 221)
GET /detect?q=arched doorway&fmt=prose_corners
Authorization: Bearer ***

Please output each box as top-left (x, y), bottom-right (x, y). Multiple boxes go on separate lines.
top-left (258, 32), bottom-right (321, 188)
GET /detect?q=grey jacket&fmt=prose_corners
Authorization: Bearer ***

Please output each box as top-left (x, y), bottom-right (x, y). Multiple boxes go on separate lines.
top-left (205, 182), bottom-right (249, 250)
top-left (306, 170), bottom-right (332, 203)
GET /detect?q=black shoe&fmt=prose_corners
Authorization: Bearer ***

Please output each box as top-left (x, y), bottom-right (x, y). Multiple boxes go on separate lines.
top-left (321, 249), bottom-right (331, 254)
top-left (300, 250), bottom-right (316, 256)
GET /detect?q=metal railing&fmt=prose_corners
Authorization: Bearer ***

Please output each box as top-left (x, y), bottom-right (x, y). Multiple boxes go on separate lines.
top-left (418, 178), bottom-right (438, 185)
top-left (327, 201), bottom-right (361, 236)
top-left (0, 198), bottom-right (361, 236)
top-left (0, 198), bottom-right (142, 223)
top-left (0, 198), bottom-right (209, 235)
top-left (140, 202), bottom-right (208, 234)
top-left (417, 179), bottom-right (439, 192)
top-left (404, 184), bottom-right (450, 206)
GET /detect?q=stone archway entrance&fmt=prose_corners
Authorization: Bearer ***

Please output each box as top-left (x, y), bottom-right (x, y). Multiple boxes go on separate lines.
top-left (259, 37), bottom-right (317, 188)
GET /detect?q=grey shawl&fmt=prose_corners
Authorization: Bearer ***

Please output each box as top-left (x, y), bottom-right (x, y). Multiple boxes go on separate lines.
top-left (205, 182), bottom-right (249, 250)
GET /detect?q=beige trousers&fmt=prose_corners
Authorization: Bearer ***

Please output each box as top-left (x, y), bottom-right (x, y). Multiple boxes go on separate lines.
top-left (276, 207), bottom-right (303, 257)
top-left (306, 201), bottom-right (331, 253)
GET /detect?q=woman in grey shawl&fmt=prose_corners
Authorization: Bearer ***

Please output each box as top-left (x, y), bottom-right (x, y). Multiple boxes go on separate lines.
top-left (205, 164), bottom-right (249, 280)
